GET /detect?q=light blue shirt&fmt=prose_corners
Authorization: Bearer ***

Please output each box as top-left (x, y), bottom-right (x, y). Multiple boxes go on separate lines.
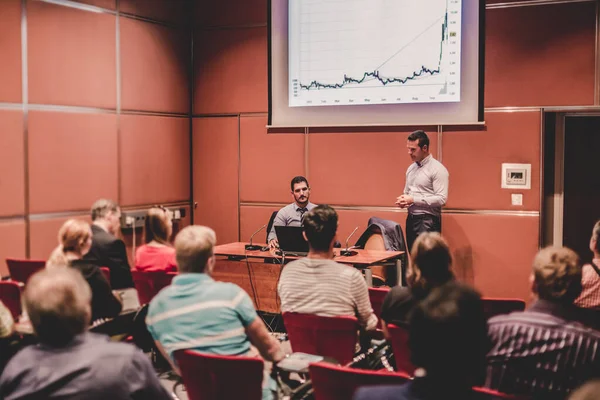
top-left (146, 273), bottom-right (257, 360)
top-left (404, 155), bottom-right (449, 217)
top-left (267, 202), bottom-right (317, 242)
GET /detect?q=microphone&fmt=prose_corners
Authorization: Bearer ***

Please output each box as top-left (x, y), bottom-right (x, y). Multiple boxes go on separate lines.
top-left (340, 226), bottom-right (359, 257)
top-left (245, 224), bottom-right (267, 251)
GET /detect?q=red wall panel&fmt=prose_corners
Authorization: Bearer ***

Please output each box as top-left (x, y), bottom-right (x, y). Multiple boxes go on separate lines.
top-left (120, 115), bottom-right (190, 206)
top-left (120, 0), bottom-right (190, 25)
top-left (194, 0), bottom-right (267, 27)
top-left (443, 111), bottom-right (541, 210)
top-left (308, 131), bottom-right (438, 207)
top-left (0, 0), bottom-right (21, 103)
top-left (194, 27), bottom-right (268, 114)
top-left (28, 111), bottom-right (118, 213)
top-left (0, 220), bottom-right (26, 276)
top-left (240, 116), bottom-right (305, 203)
top-left (29, 214), bottom-right (91, 260)
top-left (0, 110), bottom-right (24, 216)
top-left (442, 213), bottom-right (539, 301)
top-left (121, 19), bottom-right (190, 113)
top-left (485, 2), bottom-right (595, 107)
top-left (73, 0), bottom-right (116, 9)
top-left (27, 1), bottom-right (116, 108)
top-left (240, 205), bottom-right (281, 245)
top-left (193, 117), bottom-right (239, 244)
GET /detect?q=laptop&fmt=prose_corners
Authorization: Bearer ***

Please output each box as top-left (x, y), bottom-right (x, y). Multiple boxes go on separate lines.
top-left (275, 226), bottom-right (309, 256)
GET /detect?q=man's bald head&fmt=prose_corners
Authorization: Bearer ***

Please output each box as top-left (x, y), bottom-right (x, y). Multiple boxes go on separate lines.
top-left (24, 268), bottom-right (92, 346)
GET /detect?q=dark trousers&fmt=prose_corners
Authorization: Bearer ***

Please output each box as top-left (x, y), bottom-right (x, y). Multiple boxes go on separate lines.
top-left (406, 213), bottom-right (442, 252)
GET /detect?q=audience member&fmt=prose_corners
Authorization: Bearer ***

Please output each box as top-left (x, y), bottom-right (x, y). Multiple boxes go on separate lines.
top-left (380, 232), bottom-right (454, 336)
top-left (486, 246), bottom-right (600, 398)
top-left (47, 219), bottom-right (122, 322)
top-left (0, 268), bottom-right (170, 399)
top-left (354, 282), bottom-right (492, 400)
top-left (267, 176), bottom-right (317, 249)
top-left (146, 225), bottom-right (284, 400)
top-left (569, 380), bottom-right (600, 400)
top-left (0, 302), bottom-right (13, 340)
top-left (575, 220), bottom-right (600, 310)
top-left (84, 199), bottom-right (134, 289)
top-left (135, 206), bottom-right (177, 272)
top-left (278, 205), bottom-right (378, 332)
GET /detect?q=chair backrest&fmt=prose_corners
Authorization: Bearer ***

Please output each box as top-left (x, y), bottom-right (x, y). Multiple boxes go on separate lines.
top-left (472, 386), bottom-right (529, 399)
top-left (368, 287), bottom-right (390, 325)
top-left (282, 312), bottom-right (359, 365)
top-left (482, 298), bottom-right (526, 320)
top-left (386, 323), bottom-right (416, 375)
top-left (100, 267), bottom-right (111, 284)
top-left (265, 211), bottom-right (279, 243)
top-left (174, 350), bottom-right (264, 400)
top-left (0, 281), bottom-right (21, 320)
top-left (309, 362), bottom-right (410, 400)
top-left (131, 270), bottom-right (155, 305)
top-left (150, 271), bottom-right (177, 293)
top-left (6, 258), bottom-right (45, 284)
top-left (131, 270), bottom-right (177, 305)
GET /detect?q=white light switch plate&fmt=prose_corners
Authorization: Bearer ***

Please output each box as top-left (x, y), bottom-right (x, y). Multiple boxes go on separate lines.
top-left (511, 193), bottom-right (523, 206)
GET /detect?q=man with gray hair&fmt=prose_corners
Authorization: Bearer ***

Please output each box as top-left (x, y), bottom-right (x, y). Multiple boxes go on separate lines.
top-left (147, 225), bottom-right (284, 400)
top-left (84, 198), bottom-right (133, 289)
top-left (0, 268), bottom-right (170, 399)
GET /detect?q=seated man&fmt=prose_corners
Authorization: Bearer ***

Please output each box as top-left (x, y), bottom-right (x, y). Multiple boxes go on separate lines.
top-left (380, 232), bottom-right (454, 335)
top-left (267, 176), bottom-right (316, 249)
top-left (354, 282), bottom-right (491, 400)
top-left (84, 199), bottom-right (134, 289)
top-left (575, 220), bottom-right (600, 310)
top-left (0, 268), bottom-right (170, 399)
top-left (278, 205), bottom-right (378, 332)
top-left (146, 226), bottom-right (285, 400)
top-left (486, 246), bottom-right (600, 399)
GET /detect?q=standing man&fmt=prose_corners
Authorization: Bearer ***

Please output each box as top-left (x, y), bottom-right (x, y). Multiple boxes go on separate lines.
top-left (396, 130), bottom-right (449, 252)
top-left (267, 176), bottom-right (317, 249)
top-left (84, 199), bottom-right (134, 289)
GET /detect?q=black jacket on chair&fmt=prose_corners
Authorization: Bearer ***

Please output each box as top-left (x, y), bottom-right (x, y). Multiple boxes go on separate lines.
top-left (354, 217), bottom-right (409, 285)
top-left (84, 225), bottom-right (134, 289)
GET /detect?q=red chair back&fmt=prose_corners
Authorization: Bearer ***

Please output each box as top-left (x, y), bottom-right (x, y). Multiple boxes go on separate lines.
top-left (150, 271), bottom-right (177, 293)
top-left (131, 270), bottom-right (155, 305)
top-left (100, 267), bottom-right (111, 285)
top-left (482, 298), bottom-right (526, 320)
top-left (174, 350), bottom-right (264, 400)
top-left (368, 286), bottom-right (390, 326)
top-left (0, 281), bottom-right (21, 320)
top-left (386, 323), bottom-right (416, 375)
top-left (131, 270), bottom-right (177, 305)
top-left (282, 312), bottom-right (359, 365)
top-left (309, 362), bottom-right (410, 400)
top-left (472, 386), bottom-right (530, 399)
top-left (6, 258), bottom-right (45, 284)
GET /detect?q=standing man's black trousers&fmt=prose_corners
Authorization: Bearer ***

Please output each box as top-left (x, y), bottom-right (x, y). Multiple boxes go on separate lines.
top-left (406, 213), bottom-right (442, 253)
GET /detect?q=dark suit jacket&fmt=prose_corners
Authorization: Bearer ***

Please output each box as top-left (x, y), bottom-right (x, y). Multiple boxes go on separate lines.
top-left (84, 225), bottom-right (134, 289)
top-left (70, 259), bottom-right (122, 322)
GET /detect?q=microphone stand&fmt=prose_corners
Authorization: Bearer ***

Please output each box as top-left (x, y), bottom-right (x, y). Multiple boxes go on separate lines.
top-left (340, 226), bottom-right (359, 256)
top-left (245, 224), bottom-right (267, 251)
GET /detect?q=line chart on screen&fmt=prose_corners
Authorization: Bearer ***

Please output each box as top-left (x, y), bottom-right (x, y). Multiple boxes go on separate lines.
top-left (288, 0), bottom-right (462, 107)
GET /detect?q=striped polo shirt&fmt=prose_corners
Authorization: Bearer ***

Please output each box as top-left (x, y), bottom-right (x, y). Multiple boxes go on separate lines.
top-left (146, 273), bottom-right (258, 360)
top-left (278, 257), bottom-right (378, 331)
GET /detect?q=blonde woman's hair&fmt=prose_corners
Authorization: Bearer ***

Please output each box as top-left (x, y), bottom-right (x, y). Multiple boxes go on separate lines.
top-left (46, 219), bottom-right (92, 269)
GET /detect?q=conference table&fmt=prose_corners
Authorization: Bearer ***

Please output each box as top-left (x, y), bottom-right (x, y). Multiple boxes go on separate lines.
top-left (212, 242), bottom-right (404, 313)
